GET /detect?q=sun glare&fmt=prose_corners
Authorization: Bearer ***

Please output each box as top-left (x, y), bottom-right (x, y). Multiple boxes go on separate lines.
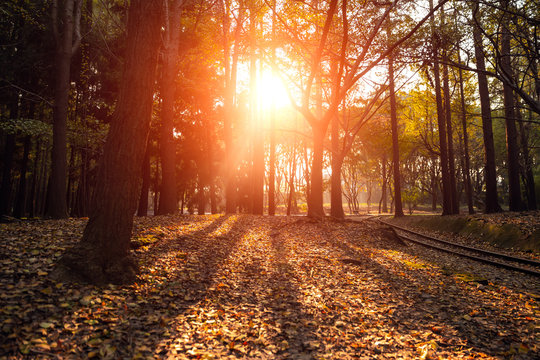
top-left (257, 70), bottom-right (291, 109)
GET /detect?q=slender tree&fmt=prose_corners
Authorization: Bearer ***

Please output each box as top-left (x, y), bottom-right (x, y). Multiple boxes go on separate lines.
top-left (388, 24), bottom-right (404, 218)
top-left (471, 4), bottom-right (501, 213)
top-left (47, 0), bottom-right (83, 219)
top-left (429, 0), bottom-right (451, 215)
top-left (250, 1), bottom-right (264, 214)
top-left (157, 0), bottom-right (185, 215)
top-left (458, 60), bottom-right (474, 214)
top-left (499, 0), bottom-right (522, 211)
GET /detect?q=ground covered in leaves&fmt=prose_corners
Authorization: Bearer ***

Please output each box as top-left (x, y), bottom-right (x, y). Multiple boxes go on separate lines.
top-left (1, 215), bottom-right (538, 359)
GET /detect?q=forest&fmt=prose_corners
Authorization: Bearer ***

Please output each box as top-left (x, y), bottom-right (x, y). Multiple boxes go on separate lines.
top-left (1, 0), bottom-right (538, 223)
top-left (1, 1), bottom-right (539, 358)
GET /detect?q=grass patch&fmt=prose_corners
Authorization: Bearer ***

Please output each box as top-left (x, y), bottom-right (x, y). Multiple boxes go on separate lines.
top-left (393, 215), bottom-right (539, 252)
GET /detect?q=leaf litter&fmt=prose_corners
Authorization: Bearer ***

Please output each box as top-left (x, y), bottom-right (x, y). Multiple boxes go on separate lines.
top-left (0, 215), bottom-right (538, 359)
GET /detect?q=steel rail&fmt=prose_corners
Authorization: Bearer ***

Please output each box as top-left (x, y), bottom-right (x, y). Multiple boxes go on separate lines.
top-left (375, 218), bottom-right (540, 278)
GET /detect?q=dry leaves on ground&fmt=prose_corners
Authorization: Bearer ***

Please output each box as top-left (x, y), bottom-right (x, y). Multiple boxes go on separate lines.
top-left (0, 215), bottom-right (538, 359)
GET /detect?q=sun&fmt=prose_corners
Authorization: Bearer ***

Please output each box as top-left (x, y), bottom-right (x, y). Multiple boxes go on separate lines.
top-left (257, 70), bottom-right (291, 109)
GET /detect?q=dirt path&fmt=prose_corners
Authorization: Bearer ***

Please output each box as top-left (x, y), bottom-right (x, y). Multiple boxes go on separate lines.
top-left (0, 215), bottom-right (538, 359)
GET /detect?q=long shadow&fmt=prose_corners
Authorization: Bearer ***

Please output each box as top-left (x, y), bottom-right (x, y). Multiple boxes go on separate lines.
top-left (257, 225), bottom-right (321, 357)
top-left (322, 220), bottom-right (538, 358)
top-left (108, 214), bottom-right (248, 358)
top-left (387, 239), bottom-right (539, 357)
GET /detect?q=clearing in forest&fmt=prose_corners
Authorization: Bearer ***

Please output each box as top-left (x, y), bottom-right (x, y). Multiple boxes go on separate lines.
top-left (0, 215), bottom-right (538, 359)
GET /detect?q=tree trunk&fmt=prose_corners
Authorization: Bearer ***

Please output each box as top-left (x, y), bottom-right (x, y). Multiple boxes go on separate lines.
top-left (380, 154), bottom-right (388, 213)
top-left (308, 126), bottom-right (325, 218)
top-left (458, 65), bottom-right (474, 214)
top-left (250, 6), bottom-right (264, 215)
top-left (517, 105), bottom-right (537, 210)
top-left (48, 0), bottom-right (81, 219)
top-left (14, 136), bottom-right (31, 218)
top-left (268, 1), bottom-right (276, 216)
top-left (330, 113), bottom-right (344, 218)
top-left (157, 0), bottom-right (182, 215)
top-left (430, 0), bottom-right (451, 216)
top-left (197, 175), bottom-right (205, 215)
top-left (0, 134), bottom-right (16, 217)
top-left (443, 57), bottom-right (458, 214)
top-left (471, 9), bottom-right (501, 213)
top-left (52, 0), bottom-right (162, 284)
top-left (137, 143), bottom-right (150, 217)
top-left (388, 46), bottom-right (404, 217)
top-left (29, 140), bottom-right (41, 218)
top-left (500, 0), bottom-right (522, 211)
top-left (222, 2), bottom-right (244, 214)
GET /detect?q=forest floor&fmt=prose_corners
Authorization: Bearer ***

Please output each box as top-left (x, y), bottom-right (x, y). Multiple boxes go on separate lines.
top-left (0, 214), bottom-right (538, 359)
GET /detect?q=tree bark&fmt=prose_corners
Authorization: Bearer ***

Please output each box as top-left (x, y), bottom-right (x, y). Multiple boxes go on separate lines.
top-left (14, 136), bottom-right (31, 218)
top-left (157, 0), bottom-right (182, 215)
top-left (388, 30), bottom-right (404, 217)
top-left (429, 0), bottom-right (451, 216)
top-left (0, 134), bottom-right (16, 217)
top-left (137, 143), bottom-right (150, 217)
top-left (471, 7), bottom-right (501, 213)
top-left (268, 0), bottom-right (276, 216)
top-left (443, 56), bottom-right (458, 214)
top-left (500, 0), bottom-right (522, 211)
top-left (458, 64), bottom-right (474, 214)
top-left (381, 154), bottom-right (388, 213)
top-left (52, 0), bottom-right (162, 284)
top-left (250, 6), bottom-right (264, 215)
top-left (516, 105), bottom-right (537, 210)
top-left (307, 125), bottom-right (326, 218)
top-left (48, 0), bottom-right (82, 219)
top-left (330, 112), bottom-right (345, 219)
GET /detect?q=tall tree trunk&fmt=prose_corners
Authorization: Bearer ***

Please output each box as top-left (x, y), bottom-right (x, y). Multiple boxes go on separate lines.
top-left (500, 0), bottom-right (522, 211)
top-left (137, 143), bottom-right (150, 216)
top-left (205, 119), bottom-right (218, 214)
top-left (381, 154), bottom-right (388, 213)
top-left (197, 174), bottom-right (205, 215)
top-left (308, 126), bottom-right (326, 218)
top-left (52, 0), bottom-right (162, 284)
top-left (388, 39), bottom-right (404, 217)
top-left (14, 136), bottom-right (31, 218)
top-left (330, 112), bottom-right (344, 218)
top-left (222, 2), bottom-right (244, 214)
top-left (517, 105), bottom-right (537, 210)
top-left (73, 148), bottom-right (89, 217)
top-left (29, 140), bottom-right (41, 218)
top-left (443, 56), bottom-right (458, 214)
top-left (430, 0), bottom-right (451, 215)
top-left (286, 146), bottom-right (297, 216)
top-left (458, 64), bottom-right (474, 214)
top-left (157, 0), bottom-right (182, 215)
top-left (250, 6), bottom-right (264, 215)
top-left (268, 0), bottom-right (276, 216)
top-left (48, 0), bottom-right (82, 219)
top-left (471, 7), bottom-right (501, 213)
top-left (0, 134), bottom-right (15, 217)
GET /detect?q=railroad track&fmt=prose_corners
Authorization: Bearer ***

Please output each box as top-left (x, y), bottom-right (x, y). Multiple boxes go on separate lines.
top-left (375, 217), bottom-right (540, 278)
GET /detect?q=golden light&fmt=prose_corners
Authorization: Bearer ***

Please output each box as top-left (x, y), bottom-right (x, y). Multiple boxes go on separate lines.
top-left (257, 69), bottom-right (291, 109)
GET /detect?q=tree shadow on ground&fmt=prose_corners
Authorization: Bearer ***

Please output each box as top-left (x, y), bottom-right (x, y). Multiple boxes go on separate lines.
top-left (109, 214), bottom-right (248, 357)
top-left (325, 220), bottom-right (537, 358)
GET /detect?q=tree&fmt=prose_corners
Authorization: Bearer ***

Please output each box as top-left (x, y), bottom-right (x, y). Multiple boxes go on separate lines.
top-left (47, 0), bottom-right (83, 219)
top-left (157, 0), bottom-right (185, 215)
top-left (52, 0), bottom-right (162, 284)
top-left (471, 3), bottom-right (501, 213)
top-left (387, 19), bottom-right (404, 218)
top-left (499, 0), bottom-right (522, 211)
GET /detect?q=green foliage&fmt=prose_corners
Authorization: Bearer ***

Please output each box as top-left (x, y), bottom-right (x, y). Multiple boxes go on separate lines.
top-left (0, 118), bottom-right (51, 137)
